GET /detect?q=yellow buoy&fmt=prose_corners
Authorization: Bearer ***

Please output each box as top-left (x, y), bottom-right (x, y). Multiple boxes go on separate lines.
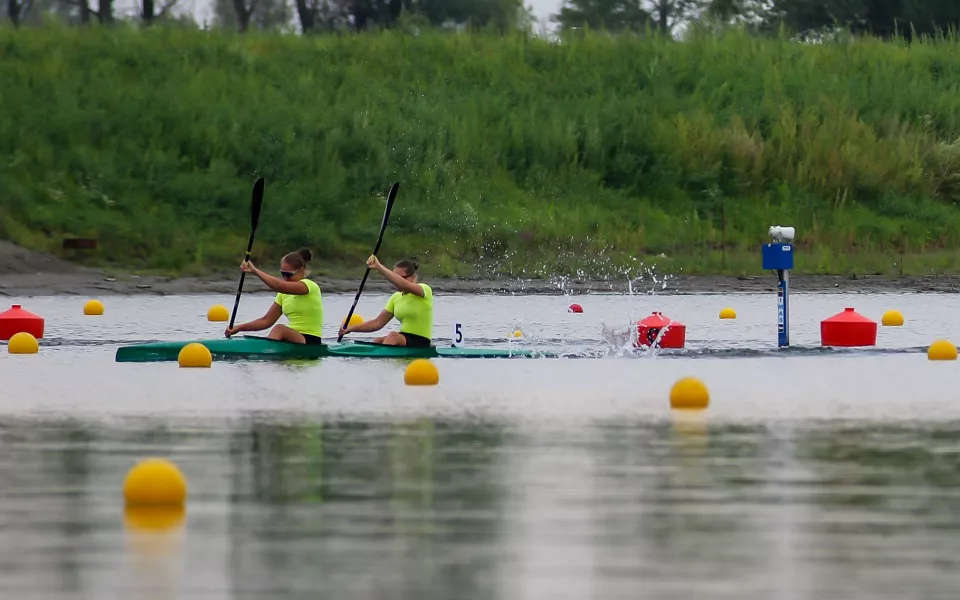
top-left (405, 359), bottom-right (439, 386)
top-left (343, 313), bottom-right (364, 327)
top-left (83, 299), bottom-right (104, 316)
top-left (207, 304), bottom-right (229, 322)
top-left (123, 458), bottom-right (188, 507)
top-left (719, 307), bottom-right (737, 319)
top-left (511, 330), bottom-right (523, 338)
top-left (7, 331), bottom-right (38, 354)
top-left (670, 377), bottom-right (710, 410)
top-left (927, 339), bottom-right (958, 361)
top-left (178, 342), bottom-right (212, 368)
top-left (881, 309), bottom-right (904, 327)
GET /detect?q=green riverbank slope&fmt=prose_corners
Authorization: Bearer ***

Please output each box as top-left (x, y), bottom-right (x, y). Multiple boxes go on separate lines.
top-left (2, 25), bottom-right (960, 279)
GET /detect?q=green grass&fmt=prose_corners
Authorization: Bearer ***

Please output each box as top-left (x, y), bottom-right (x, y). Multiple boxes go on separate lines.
top-left (2, 24), bottom-right (960, 279)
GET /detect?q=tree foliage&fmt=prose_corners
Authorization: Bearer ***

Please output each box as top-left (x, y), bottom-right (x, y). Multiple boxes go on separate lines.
top-left (329, 0), bottom-right (529, 31)
top-left (554, 0), bottom-right (705, 34)
top-left (765, 0), bottom-right (960, 39)
top-left (213, 0), bottom-right (292, 31)
top-left (554, 0), bottom-right (960, 38)
top-left (5, 0), bottom-right (529, 33)
top-left (553, 0), bottom-right (654, 32)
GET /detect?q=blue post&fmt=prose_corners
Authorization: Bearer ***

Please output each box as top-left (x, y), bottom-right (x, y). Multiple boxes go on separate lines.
top-left (762, 226), bottom-right (795, 348)
top-left (777, 269), bottom-right (789, 347)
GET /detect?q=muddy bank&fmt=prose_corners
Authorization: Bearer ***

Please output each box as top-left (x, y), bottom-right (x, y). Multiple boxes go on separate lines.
top-left (2, 240), bottom-right (959, 296)
top-left (3, 270), bottom-right (960, 298)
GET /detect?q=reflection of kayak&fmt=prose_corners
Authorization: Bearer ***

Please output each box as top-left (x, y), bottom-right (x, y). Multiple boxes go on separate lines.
top-left (115, 336), bottom-right (547, 363)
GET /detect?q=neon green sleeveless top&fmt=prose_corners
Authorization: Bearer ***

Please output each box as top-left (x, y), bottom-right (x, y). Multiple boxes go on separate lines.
top-left (274, 278), bottom-right (323, 337)
top-left (384, 283), bottom-right (433, 339)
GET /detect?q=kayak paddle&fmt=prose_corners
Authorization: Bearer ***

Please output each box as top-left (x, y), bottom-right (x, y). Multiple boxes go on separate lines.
top-left (338, 181), bottom-right (400, 342)
top-left (228, 177), bottom-right (265, 332)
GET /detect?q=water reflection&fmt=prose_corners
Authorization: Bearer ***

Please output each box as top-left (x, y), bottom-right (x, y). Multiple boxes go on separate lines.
top-left (0, 416), bottom-right (959, 597)
top-left (124, 506), bottom-right (186, 600)
top-left (226, 418), bottom-right (511, 597)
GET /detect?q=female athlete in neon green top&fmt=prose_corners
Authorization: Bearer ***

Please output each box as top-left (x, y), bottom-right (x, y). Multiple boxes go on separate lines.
top-left (338, 256), bottom-right (433, 347)
top-left (225, 248), bottom-right (325, 345)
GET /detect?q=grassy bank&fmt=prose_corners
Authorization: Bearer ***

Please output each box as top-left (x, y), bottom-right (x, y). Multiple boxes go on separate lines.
top-left (2, 25), bottom-right (960, 279)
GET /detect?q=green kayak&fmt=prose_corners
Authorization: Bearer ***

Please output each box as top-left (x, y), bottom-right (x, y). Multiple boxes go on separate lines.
top-left (114, 336), bottom-right (545, 363)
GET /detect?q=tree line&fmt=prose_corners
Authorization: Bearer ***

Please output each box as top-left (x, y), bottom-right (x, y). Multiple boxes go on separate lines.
top-left (555, 0), bottom-right (960, 39)
top-left (2, 0), bottom-right (533, 32)
top-left (3, 0), bottom-right (959, 40)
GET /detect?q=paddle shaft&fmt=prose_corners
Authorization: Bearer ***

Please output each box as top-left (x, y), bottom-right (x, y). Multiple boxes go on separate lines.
top-left (229, 178), bottom-right (265, 331)
top-left (228, 249), bottom-right (253, 330)
top-left (338, 182), bottom-right (399, 341)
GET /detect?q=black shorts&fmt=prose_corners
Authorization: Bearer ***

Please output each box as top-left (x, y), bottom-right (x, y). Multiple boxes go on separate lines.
top-left (400, 332), bottom-right (432, 348)
top-left (302, 333), bottom-right (324, 345)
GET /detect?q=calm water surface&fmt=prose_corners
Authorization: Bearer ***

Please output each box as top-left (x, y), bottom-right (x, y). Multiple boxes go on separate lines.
top-left (2, 290), bottom-right (960, 599)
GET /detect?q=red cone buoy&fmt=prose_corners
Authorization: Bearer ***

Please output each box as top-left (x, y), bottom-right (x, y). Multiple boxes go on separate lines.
top-left (568, 303), bottom-right (583, 314)
top-left (0, 304), bottom-right (45, 341)
top-left (820, 307), bottom-right (877, 347)
top-left (635, 312), bottom-right (686, 349)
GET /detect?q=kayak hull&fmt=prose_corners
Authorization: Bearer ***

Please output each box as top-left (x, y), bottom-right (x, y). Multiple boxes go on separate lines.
top-left (115, 336), bottom-right (542, 363)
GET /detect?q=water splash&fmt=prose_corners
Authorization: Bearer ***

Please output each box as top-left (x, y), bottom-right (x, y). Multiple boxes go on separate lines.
top-left (620, 259), bottom-right (676, 296)
top-left (551, 274), bottom-right (572, 296)
top-left (506, 317), bottom-right (547, 346)
top-left (442, 232), bottom-right (691, 302)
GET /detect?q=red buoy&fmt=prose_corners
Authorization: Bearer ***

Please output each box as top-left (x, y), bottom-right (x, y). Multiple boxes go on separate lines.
top-left (568, 303), bottom-right (583, 314)
top-left (0, 304), bottom-right (45, 341)
top-left (635, 312), bottom-right (686, 349)
top-left (820, 307), bottom-right (877, 347)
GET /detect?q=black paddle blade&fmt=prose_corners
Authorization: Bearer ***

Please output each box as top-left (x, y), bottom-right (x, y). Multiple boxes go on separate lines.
top-left (250, 177), bottom-right (265, 236)
top-left (372, 182), bottom-right (399, 255)
top-left (380, 182), bottom-right (399, 229)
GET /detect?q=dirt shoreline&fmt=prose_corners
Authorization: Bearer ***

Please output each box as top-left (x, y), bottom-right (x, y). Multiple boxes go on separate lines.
top-left (2, 240), bottom-right (960, 297)
top-left (5, 269), bottom-right (960, 298)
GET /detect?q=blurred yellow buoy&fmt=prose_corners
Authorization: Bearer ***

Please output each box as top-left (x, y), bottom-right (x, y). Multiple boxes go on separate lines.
top-left (927, 339), bottom-right (957, 361)
top-left (511, 330), bottom-right (523, 338)
top-left (404, 359), bottom-right (439, 386)
top-left (7, 331), bottom-right (38, 354)
top-left (207, 304), bottom-right (229, 322)
top-left (881, 309), bottom-right (904, 327)
top-left (83, 299), bottom-right (104, 316)
top-left (719, 307), bottom-right (737, 320)
top-left (344, 314), bottom-right (364, 327)
top-left (178, 342), bottom-right (212, 368)
top-left (123, 505), bottom-right (186, 532)
top-left (123, 505), bottom-right (186, 559)
top-left (670, 377), bottom-right (710, 410)
top-left (123, 458), bottom-right (188, 507)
